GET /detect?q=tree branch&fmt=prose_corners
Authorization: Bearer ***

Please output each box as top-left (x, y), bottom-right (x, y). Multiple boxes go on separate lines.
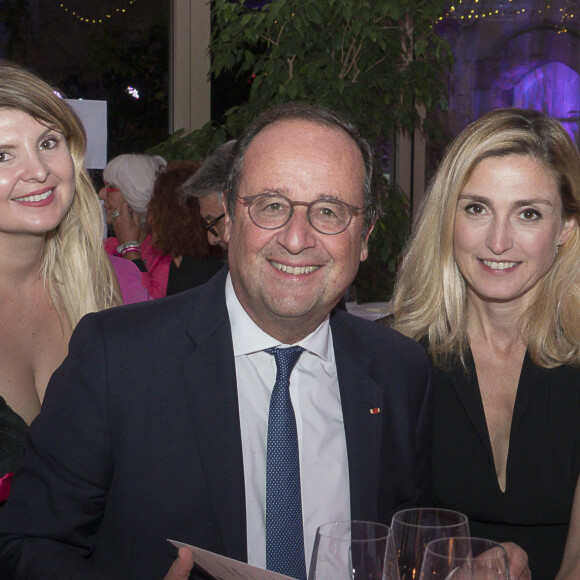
top-left (365, 55), bottom-right (387, 74)
top-left (262, 23), bottom-right (286, 47)
top-left (287, 54), bottom-right (296, 79)
top-left (340, 25), bottom-right (348, 63)
top-left (340, 39), bottom-right (363, 80)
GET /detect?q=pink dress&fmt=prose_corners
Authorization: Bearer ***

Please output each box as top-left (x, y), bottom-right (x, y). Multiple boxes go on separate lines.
top-left (104, 234), bottom-right (172, 299)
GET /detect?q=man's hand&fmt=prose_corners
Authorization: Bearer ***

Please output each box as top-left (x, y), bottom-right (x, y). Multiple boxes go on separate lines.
top-left (502, 542), bottom-right (531, 579)
top-left (163, 547), bottom-right (194, 579)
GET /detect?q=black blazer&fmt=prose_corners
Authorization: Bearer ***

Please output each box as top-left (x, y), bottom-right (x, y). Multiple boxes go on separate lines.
top-left (0, 270), bottom-right (433, 579)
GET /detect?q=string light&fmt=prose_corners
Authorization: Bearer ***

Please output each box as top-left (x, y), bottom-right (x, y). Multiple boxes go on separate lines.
top-left (58, 1), bottom-right (136, 24)
top-left (438, 0), bottom-right (577, 33)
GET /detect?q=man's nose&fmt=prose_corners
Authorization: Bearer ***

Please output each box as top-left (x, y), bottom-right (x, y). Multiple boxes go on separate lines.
top-left (275, 208), bottom-right (317, 254)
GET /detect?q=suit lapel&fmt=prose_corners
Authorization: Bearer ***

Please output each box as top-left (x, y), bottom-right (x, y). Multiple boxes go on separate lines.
top-left (180, 272), bottom-right (248, 562)
top-left (331, 312), bottom-right (384, 522)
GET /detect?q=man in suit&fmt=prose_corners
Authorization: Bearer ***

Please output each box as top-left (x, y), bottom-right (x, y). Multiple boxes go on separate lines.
top-left (0, 103), bottom-right (433, 580)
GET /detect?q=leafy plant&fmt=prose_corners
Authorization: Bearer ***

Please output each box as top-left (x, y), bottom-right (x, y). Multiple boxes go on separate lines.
top-left (150, 122), bottom-right (228, 162)
top-left (149, 0), bottom-right (452, 300)
top-left (355, 183), bottom-right (411, 303)
top-left (209, 0), bottom-right (451, 143)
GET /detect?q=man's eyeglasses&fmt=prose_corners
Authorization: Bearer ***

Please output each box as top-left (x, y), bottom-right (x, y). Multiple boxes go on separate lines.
top-left (203, 213), bottom-right (225, 237)
top-left (236, 193), bottom-right (363, 235)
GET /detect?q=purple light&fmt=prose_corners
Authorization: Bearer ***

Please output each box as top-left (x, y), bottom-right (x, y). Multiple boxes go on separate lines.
top-left (514, 62), bottom-right (579, 144)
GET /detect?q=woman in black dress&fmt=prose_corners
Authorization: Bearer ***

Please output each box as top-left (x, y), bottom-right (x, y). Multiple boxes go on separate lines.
top-left (391, 108), bottom-right (580, 579)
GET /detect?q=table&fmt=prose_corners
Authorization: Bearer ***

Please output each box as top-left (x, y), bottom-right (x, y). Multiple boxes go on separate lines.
top-left (346, 301), bottom-right (392, 322)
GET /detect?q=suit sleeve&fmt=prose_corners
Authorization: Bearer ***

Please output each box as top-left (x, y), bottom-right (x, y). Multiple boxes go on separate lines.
top-left (0, 313), bottom-right (113, 579)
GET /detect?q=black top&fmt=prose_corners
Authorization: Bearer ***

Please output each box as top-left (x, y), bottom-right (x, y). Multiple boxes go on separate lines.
top-left (0, 397), bottom-right (27, 503)
top-left (166, 255), bottom-right (224, 296)
top-left (432, 350), bottom-right (580, 580)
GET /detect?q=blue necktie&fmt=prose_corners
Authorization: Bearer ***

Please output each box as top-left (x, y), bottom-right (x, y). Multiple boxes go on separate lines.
top-left (265, 346), bottom-right (307, 580)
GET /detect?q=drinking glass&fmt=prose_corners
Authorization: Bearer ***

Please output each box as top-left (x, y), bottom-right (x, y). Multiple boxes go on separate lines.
top-left (308, 520), bottom-right (399, 580)
top-left (420, 537), bottom-right (510, 579)
top-left (390, 508), bottom-right (470, 580)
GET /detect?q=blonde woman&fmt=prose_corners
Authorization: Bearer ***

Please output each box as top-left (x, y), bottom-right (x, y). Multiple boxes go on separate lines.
top-left (0, 61), bottom-right (121, 499)
top-left (392, 108), bottom-right (579, 579)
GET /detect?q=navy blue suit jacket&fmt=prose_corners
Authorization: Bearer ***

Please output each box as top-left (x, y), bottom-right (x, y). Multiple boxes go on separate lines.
top-left (0, 270), bottom-right (433, 579)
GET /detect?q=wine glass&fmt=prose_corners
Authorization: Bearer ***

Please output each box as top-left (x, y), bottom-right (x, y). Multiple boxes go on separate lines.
top-left (308, 520), bottom-right (399, 580)
top-left (420, 537), bottom-right (511, 579)
top-left (390, 508), bottom-right (470, 580)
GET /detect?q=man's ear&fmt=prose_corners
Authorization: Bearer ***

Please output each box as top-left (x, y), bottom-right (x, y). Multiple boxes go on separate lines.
top-left (223, 196), bottom-right (232, 244)
top-left (359, 220), bottom-right (376, 262)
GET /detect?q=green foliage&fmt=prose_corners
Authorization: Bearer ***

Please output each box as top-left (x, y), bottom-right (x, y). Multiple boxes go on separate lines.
top-left (153, 0), bottom-right (452, 161)
top-left (149, 123), bottom-right (228, 162)
top-left (354, 183), bottom-right (411, 302)
top-left (209, 0), bottom-right (452, 142)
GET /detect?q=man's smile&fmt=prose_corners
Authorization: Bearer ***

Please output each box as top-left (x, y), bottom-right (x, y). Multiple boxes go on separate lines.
top-left (269, 260), bottom-right (321, 275)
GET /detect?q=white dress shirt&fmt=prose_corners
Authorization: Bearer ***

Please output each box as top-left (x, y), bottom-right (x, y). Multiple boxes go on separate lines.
top-left (225, 274), bottom-right (351, 572)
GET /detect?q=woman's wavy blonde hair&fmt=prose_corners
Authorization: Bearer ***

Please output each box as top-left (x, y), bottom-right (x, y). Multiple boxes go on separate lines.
top-left (0, 61), bottom-right (122, 327)
top-left (392, 108), bottom-right (580, 369)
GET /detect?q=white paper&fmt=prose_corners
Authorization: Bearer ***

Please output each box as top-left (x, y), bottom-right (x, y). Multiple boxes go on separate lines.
top-left (168, 540), bottom-right (295, 580)
top-left (66, 99), bottom-right (107, 169)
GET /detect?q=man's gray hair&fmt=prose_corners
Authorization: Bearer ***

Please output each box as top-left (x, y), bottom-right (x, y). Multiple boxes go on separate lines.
top-left (179, 140), bottom-right (237, 202)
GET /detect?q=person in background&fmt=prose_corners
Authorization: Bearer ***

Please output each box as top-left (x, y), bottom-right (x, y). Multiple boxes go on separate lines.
top-left (98, 153), bottom-right (171, 298)
top-left (147, 160), bottom-right (225, 296)
top-left (391, 108), bottom-right (579, 580)
top-left (0, 60), bottom-right (121, 500)
top-left (179, 140), bottom-right (236, 252)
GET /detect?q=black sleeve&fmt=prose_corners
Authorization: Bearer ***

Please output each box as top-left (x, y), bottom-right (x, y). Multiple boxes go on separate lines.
top-left (130, 258), bottom-right (148, 272)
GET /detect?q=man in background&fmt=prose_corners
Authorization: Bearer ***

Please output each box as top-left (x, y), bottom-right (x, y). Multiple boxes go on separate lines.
top-left (180, 140), bottom-right (236, 252)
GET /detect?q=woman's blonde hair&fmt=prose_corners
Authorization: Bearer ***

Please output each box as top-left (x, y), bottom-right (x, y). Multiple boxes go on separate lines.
top-left (0, 61), bottom-right (122, 327)
top-left (392, 108), bottom-right (580, 369)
